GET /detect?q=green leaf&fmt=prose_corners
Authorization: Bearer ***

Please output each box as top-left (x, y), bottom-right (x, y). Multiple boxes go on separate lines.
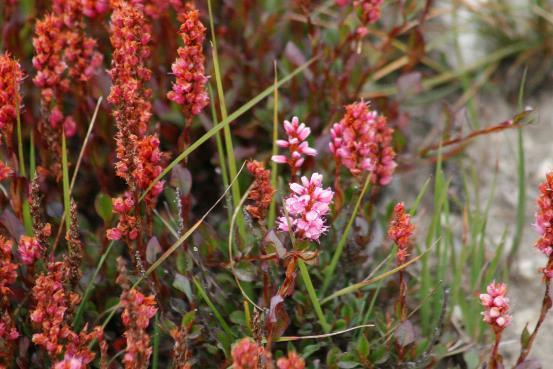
top-left (229, 310), bottom-right (246, 326)
top-left (520, 323), bottom-right (531, 349)
top-left (181, 310), bottom-right (196, 327)
top-left (173, 274), bottom-right (193, 301)
top-left (356, 334), bottom-right (370, 359)
top-left (94, 192), bottom-right (113, 224)
top-left (337, 361), bottom-right (361, 369)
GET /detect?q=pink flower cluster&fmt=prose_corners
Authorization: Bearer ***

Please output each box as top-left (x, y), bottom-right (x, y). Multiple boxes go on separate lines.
top-left (231, 338), bottom-right (263, 369)
top-left (81, 0), bottom-right (109, 17)
top-left (534, 173), bottom-right (553, 252)
top-left (106, 193), bottom-right (138, 241)
top-left (0, 314), bottom-right (19, 345)
top-left (52, 327), bottom-right (103, 369)
top-left (480, 281), bottom-right (512, 331)
top-left (134, 135), bottom-right (165, 208)
top-left (277, 173), bottom-right (333, 241)
top-left (0, 53), bottom-right (23, 135)
top-left (32, 14), bottom-right (68, 104)
top-left (167, 2), bottom-right (209, 118)
top-left (18, 235), bottom-right (44, 265)
top-left (64, 29), bottom-right (103, 85)
top-left (388, 202), bottom-right (414, 264)
top-left (33, 3), bottom-right (103, 141)
top-left (354, 0), bottom-right (383, 24)
top-left (330, 101), bottom-right (396, 185)
top-left (108, 1), bottom-right (152, 138)
top-left (330, 102), bottom-right (374, 175)
top-left (120, 288), bottom-right (157, 369)
top-left (272, 117), bottom-right (317, 174)
top-left (108, 1), bottom-right (166, 211)
top-left (277, 352), bottom-right (305, 369)
top-left (0, 237), bottom-right (17, 296)
top-left (49, 107), bottom-right (78, 138)
top-left (534, 171), bottom-right (553, 278)
top-left (31, 262), bottom-right (80, 356)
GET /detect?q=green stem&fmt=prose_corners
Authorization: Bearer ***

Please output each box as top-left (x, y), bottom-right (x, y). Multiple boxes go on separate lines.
top-left (268, 64), bottom-right (279, 228)
top-left (206, 0), bottom-right (246, 242)
top-left (152, 314), bottom-right (160, 369)
top-left (73, 241), bottom-right (115, 329)
top-left (298, 259), bottom-right (330, 333)
top-left (322, 176), bottom-right (371, 294)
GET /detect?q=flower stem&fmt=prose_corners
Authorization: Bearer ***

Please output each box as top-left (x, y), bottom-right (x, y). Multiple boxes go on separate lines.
top-left (489, 331), bottom-right (501, 369)
top-left (516, 273), bottom-right (552, 364)
top-left (298, 259), bottom-right (330, 333)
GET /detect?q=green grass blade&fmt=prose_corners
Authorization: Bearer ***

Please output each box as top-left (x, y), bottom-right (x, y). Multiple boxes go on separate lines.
top-left (322, 175), bottom-right (371, 294)
top-left (29, 131), bottom-right (35, 177)
top-left (139, 57), bottom-right (317, 202)
top-left (508, 68), bottom-right (528, 264)
top-left (208, 85), bottom-right (232, 222)
top-left (193, 277), bottom-right (234, 338)
top-left (298, 259), bottom-right (331, 333)
top-left (410, 177), bottom-right (431, 217)
top-left (321, 247), bottom-right (433, 304)
top-left (268, 63), bottom-right (279, 228)
top-left (73, 241), bottom-right (115, 329)
top-left (206, 0), bottom-right (246, 242)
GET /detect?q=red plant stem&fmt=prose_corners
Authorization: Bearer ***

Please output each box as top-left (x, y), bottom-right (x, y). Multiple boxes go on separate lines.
top-left (397, 270), bottom-right (407, 320)
top-left (516, 273), bottom-right (552, 365)
top-left (395, 269), bottom-right (408, 362)
top-left (489, 331), bottom-right (502, 369)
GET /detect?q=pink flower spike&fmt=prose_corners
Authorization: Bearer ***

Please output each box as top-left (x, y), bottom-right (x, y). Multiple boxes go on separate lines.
top-left (167, 3), bottom-right (209, 118)
top-left (330, 101), bottom-right (396, 185)
top-left (480, 281), bottom-right (511, 332)
top-left (272, 116), bottom-right (317, 175)
top-left (277, 173), bottom-right (334, 242)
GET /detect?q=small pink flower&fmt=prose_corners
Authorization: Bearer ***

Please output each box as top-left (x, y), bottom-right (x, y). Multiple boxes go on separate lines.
top-left (354, 0), bottom-right (383, 24)
top-left (336, 0), bottom-right (349, 6)
top-left (277, 352), bottom-right (305, 369)
top-left (480, 281), bottom-right (511, 331)
top-left (54, 354), bottom-right (84, 369)
top-left (0, 160), bottom-right (13, 181)
top-left (272, 117), bottom-right (317, 175)
top-left (18, 235), bottom-right (43, 265)
top-left (106, 228), bottom-right (122, 241)
top-left (277, 173), bottom-right (333, 241)
top-left (49, 108), bottom-right (64, 128)
top-left (113, 196), bottom-right (134, 214)
top-left (64, 116), bottom-right (77, 137)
